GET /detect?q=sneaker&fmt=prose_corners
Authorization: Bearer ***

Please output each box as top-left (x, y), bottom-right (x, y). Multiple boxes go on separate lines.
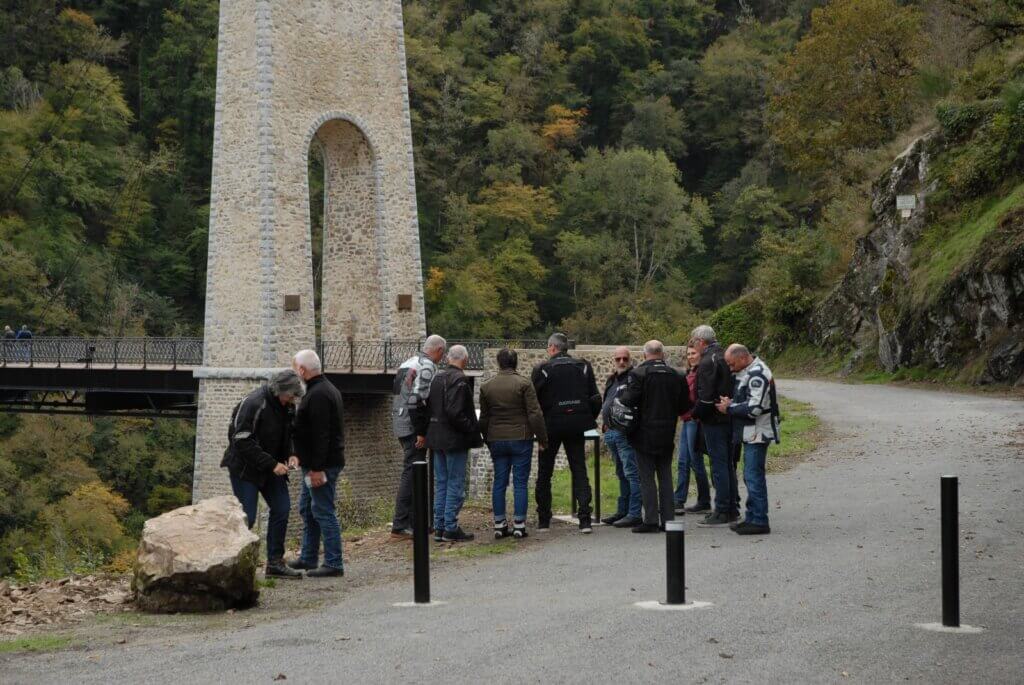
top-left (537, 518), bottom-right (551, 531)
top-left (266, 560), bottom-right (303, 579)
top-left (601, 513), bottom-right (625, 525)
top-left (433, 528), bottom-right (444, 542)
top-left (734, 522), bottom-right (770, 535)
top-left (512, 521), bottom-right (528, 539)
top-left (494, 522), bottom-right (511, 539)
top-left (287, 559), bottom-right (317, 571)
top-left (697, 512), bottom-right (738, 527)
top-left (612, 515), bottom-right (642, 528)
top-left (673, 503), bottom-right (686, 516)
top-left (631, 523), bottom-right (661, 534)
top-left (390, 528), bottom-right (414, 540)
top-left (685, 503), bottom-right (712, 514)
top-left (442, 527), bottom-right (475, 542)
top-left (306, 565), bottom-right (344, 578)
top-left (579, 517), bottom-right (593, 534)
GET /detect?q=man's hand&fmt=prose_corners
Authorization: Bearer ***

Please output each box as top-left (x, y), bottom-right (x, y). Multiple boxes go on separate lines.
top-left (538, 442), bottom-right (547, 452)
top-left (288, 456), bottom-right (300, 470)
top-left (272, 463), bottom-right (289, 477)
top-left (309, 470), bottom-right (327, 488)
top-left (715, 396), bottom-right (732, 414)
top-left (415, 435), bottom-right (426, 449)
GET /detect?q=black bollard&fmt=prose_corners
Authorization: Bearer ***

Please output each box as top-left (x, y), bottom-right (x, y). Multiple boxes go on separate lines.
top-left (413, 460), bottom-right (431, 604)
top-left (665, 520), bottom-right (686, 605)
top-left (941, 475), bottom-right (959, 627)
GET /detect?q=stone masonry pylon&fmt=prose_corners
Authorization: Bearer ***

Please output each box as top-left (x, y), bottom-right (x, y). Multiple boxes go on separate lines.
top-left (193, 0), bottom-right (425, 502)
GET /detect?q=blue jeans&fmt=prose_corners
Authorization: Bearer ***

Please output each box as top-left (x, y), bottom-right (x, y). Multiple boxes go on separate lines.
top-left (230, 473), bottom-right (290, 562)
top-left (490, 440), bottom-right (532, 523)
top-left (603, 429), bottom-right (641, 519)
top-left (298, 466), bottom-right (343, 570)
top-left (433, 449), bottom-right (468, 533)
top-left (704, 422), bottom-right (738, 516)
top-left (742, 442), bottom-right (770, 526)
top-left (675, 421), bottom-right (710, 507)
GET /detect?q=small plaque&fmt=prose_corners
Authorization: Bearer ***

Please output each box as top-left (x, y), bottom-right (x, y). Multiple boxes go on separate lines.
top-left (284, 294), bottom-right (301, 311)
top-left (397, 294), bottom-right (413, 312)
top-left (896, 195), bottom-right (917, 211)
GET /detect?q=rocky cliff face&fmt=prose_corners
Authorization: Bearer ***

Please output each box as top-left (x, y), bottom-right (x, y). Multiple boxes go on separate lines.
top-left (811, 134), bottom-right (1024, 385)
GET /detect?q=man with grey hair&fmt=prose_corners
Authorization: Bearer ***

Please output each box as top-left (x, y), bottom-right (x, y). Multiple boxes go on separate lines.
top-left (716, 344), bottom-right (779, 535)
top-left (221, 369), bottom-right (306, 578)
top-left (425, 344), bottom-right (482, 541)
top-left (290, 349), bottom-right (346, 577)
top-left (691, 325), bottom-right (740, 528)
top-left (389, 334), bottom-right (446, 539)
top-left (618, 341), bottom-right (691, 532)
top-left (532, 332), bottom-right (601, 533)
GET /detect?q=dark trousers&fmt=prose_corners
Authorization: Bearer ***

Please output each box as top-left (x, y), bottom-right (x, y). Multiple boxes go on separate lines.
top-left (391, 435), bottom-right (425, 531)
top-left (636, 448), bottom-right (675, 526)
top-left (230, 473), bottom-right (290, 562)
top-left (536, 433), bottom-right (592, 523)
top-left (704, 422), bottom-right (739, 517)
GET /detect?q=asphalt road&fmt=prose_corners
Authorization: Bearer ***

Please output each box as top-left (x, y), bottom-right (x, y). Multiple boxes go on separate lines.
top-left (6, 380), bottom-right (1023, 684)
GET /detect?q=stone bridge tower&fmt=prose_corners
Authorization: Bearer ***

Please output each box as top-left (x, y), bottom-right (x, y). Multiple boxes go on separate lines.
top-left (192, 0), bottom-right (425, 502)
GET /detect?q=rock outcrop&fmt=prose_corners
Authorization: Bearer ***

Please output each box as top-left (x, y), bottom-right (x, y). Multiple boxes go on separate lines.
top-left (811, 133), bottom-right (1024, 385)
top-left (133, 496), bottom-right (260, 613)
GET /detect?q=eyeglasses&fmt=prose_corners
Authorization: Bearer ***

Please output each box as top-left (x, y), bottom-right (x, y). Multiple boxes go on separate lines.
top-left (613, 357), bottom-right (629, 362)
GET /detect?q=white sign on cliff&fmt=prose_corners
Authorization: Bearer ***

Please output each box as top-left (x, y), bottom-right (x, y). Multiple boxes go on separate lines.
top-left (896, 194), bottom-right (916, 218)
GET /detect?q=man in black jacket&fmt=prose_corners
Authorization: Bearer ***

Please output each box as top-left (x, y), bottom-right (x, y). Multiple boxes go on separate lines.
top-left (425, 345), bottom-right (482, 542)
top-left (690, 325), bottom-right (740, 527)
top-left (290, 350), bottom-right (346, 577)
top-left (619, 340), bottom-right (691, 533)
top-left (221, 370), bottom-right (305, 578)
top-left (532, 332), bottom-right (601, 533)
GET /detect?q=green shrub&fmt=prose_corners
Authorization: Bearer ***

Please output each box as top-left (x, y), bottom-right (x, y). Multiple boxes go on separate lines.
top-left (935, 100), bottom-right (999, 141)
top-left (710, 298), bottom-right (763, 351)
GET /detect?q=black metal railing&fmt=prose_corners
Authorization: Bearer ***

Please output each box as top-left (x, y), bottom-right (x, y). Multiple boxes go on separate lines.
top-left (1, 337), bottom-right (568, 372)
top-left (0, 338), bottom-right (204, 369)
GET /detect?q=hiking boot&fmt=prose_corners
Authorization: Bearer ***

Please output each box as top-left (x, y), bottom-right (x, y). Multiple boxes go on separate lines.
top-left (537, 518), bottom-right (551, 531)
top-left (601, 513), bottom-right (625, 525)
top-left (442, 527), bottom-right (475, 542)
top-left (306, 565), bottom-right (344, 578)
top-left (433, 527), bottom-right (444, 542)
top-left (734, 522), bottom-right (771, 535)
top-left (266, 560), bottom-right (303, 579)
top-left (612, 515), bottom-right (642, 528)
top-left (512, 521), bottom-right (528, 539)
top-left (579, 517), bottom-right (593, 534)
top-left (390, 528), bottom-right (414, 540)
top-left (697, 512), bottom-right (738, 527)
top-left (685, 503), bottom-right (712, 514)
top-left (494, 522), bottom-right (511, 539)
top-left (673, 503), bottom-right (687, 516)
top-left (631, 523), bottom-right (661, 534)
top-left (287, 559), bottom-right (317, 571)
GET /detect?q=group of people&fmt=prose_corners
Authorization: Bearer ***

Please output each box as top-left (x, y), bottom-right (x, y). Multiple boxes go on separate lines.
top-left (388, 326), bottom-right (780, 546)
top-left (220, 350), bottom-right (346, 579)
top-left (221, 326), bottom-right (779, 579)
top-left (3, 325), bottom-right (32, 340)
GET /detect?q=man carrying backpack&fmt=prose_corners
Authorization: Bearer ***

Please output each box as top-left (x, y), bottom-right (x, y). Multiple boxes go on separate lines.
top-left (220, 370), bottom-right (306, 578)
top-left (532, 332), bottom-right (602, 533)
top-left (715, 344), bottom-right (780, 536)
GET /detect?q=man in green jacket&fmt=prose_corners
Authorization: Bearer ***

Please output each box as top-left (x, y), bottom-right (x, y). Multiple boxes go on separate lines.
top-left (480, 349), bottom-right (548, 539)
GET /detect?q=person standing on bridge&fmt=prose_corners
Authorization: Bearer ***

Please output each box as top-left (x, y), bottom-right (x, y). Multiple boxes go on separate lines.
top-left (389, 334), bottom-right (446, 539)
top-left (532, 332), bottom-right (601, 534)
top-left (220, 369), bottom-right (306, 579)
top-left (425, 344), bottom-right (482, 542)
top-left (716, 344), bottom-right (779, 536)
top-left (290, 349), bottom-right (346, 577)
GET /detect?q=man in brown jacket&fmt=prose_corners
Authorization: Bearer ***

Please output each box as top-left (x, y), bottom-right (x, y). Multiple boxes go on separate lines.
top-left (480, 349), bottom-right (548, 539)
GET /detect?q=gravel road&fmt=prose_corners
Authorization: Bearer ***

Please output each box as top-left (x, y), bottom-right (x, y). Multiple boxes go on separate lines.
top-left (4, 380), bottom-right (1023, 684)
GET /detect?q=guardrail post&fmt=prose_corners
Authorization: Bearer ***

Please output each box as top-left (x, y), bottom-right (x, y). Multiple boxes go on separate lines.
top-left (384, 338), bottom-right (390, 373)
top-left (142, 338), bottom-right (148, 369)
top-left (112, 340), bottom-right (118, 369)
top-left (172, 339), bottom-right (178, 370)
top-left (56, 339), bottom-right (61, 369)
top-left (412, 460), bottom-right (431, 604)
top-left (941, 475), bottom-right (960, 628)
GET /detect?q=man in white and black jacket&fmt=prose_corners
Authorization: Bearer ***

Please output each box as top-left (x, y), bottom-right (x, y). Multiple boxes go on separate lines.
top-left (716, 344), bottom-right (779, 536)
top-left (389, 335), bottom-right (446, 539)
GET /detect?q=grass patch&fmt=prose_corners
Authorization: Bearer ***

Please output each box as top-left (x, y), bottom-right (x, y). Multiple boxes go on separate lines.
top-left (549, 397), bottom-right (822, 514)
top-left (0, 635), bottom-right (72, 654)
top-left (433, 537), bottom-right (515, 560)
top-left (257, 578), bottom-right (277, 589)
top-left (771, 344), bottom-right (846, 378)
top-left (911, 182), bottom-right (1024, 305)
